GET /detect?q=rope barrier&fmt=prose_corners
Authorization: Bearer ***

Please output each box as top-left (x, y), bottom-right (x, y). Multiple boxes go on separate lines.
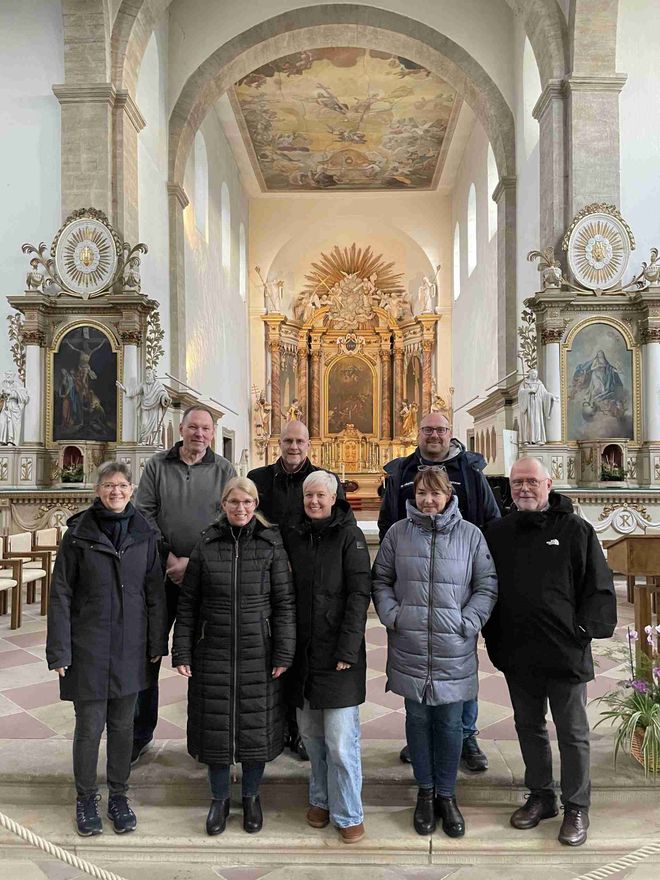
top-left (0, 810), bottom-right (128, 880)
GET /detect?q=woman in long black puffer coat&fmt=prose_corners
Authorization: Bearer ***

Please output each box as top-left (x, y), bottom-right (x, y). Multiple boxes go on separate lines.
top-left (172, 476), bottom-right (296, 837)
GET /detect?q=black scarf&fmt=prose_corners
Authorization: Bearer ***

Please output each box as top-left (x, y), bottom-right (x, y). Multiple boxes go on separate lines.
top-left (92, 498), bottom-right (135, 550)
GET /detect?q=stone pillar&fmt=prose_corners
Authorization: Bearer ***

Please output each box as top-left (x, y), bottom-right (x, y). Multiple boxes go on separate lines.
top-left (421, 340), bottom-right (433, 415)
top-left (493, 177), bottom-right (518, 381)
top-left (167, 182), bottom-right (189, 381)
top-left (380, 349), bottom-right (392, 440)
top-left (541, 330), bottom-right (563, 442)
top-left (296, 342), bottom-right (308, 426)
top-left (22, 332), bottom-right (45, 443)
top-left (309, 346), bottom-right (322, 439)
top-left (53, 84), bottom-right (115, 220)
top-left (113, 90), bottom-right (145, 243)
top-left (642, 330), bottom-right (660, 442)
top-left (533, 81), bottom-right (567, 252)
top-left (120, 336), bottom-right (139, 443)
top-left (393, 346), bottom-right (404, 437)
top-left (269, 339), bottom-right (282, 437)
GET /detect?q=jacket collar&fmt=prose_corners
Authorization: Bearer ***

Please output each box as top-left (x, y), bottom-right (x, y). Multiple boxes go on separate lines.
top-left (66, 504), bottom-right (156, 548)
top-left (295, 497), bottom-right (356, 535)
top-left (203, 515), bottom-right (281, 546)
top-left (509, 490), bottom-right (574, 527)
top-left (405, 494), bottom-right (462, 532)
top-left (165, 440), bottom-right (216, 464)
top-left (273, 456), bottom-right (313, 480)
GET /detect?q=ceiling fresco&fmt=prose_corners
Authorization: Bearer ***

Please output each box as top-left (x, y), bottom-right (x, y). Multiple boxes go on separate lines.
top-left (231, 48), bottom-right (459, 192)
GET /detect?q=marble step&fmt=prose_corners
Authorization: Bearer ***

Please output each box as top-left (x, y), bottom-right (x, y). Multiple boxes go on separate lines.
top-left (0, 801), bottom-right (658, 869)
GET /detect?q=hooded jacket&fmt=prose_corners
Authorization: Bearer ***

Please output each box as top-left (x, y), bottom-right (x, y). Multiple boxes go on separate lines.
top-left (372, 496), bottom-right (498, 705)
top-left (46, 505), bottom-right (168, 701)
top-left (248, 457), bottom-right (344, 529)
top-left (378, 439), bottom-right (501, 541)
top-left (283, 499), bottom-right (371, 710)
top-left (482, 492), bottom-right (617, 682)
top-left (171, 516), bottom-right (296, 765)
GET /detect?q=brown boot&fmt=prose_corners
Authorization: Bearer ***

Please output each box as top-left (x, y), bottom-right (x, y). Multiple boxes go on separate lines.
top-left (306, 805), bottom-right (330, 828)
top-left (339, 822), bottom-right (365, 843)
top-left (558, 808), bottom-right (589, 846)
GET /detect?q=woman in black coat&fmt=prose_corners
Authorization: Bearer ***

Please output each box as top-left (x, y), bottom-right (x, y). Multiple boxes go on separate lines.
top-left (172, 476), bottom-right (295, 836)
top-left (283, 470), bottom-right (371, 844)
top-left (46, 461), bottom-right (168, 838)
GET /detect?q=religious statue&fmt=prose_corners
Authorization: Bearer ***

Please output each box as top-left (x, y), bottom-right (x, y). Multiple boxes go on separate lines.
top-left (527, 247), bottom-right (563, 290)
top-left (518, 369), bottom-right (558, 445)
top-left (401, 399), bottom-right (418, 439)
top-left (117, 369), bottom-right (171, 445)
top-left (123, 256), bottom-right (142, 293)
top-left (0, 371), bottom-right (29, 446)
top-left (642, 247), bottom-right (660, 285)
top-left (253, 389), bottom-right (272, 439)
top-left (418, 276), bottom-right (437, 313)
top-left (25, 258), bottom-right (45, 291)
top-left (284, 397), bottom-right (303, 422)
top-left (430, 393), bottom-right (448, 413)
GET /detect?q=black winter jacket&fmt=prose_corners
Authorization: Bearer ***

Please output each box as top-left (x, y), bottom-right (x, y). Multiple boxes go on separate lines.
top-left (172, 516), bottom-right (296, 765)
top-left (378, 441), bottom-right (501, 541)
top-left (248, 458), bottom-right (344, 528)
top-left (482, 492), bottom-right (617, 682)
top-left (283, 500), bottom-right (371, 709)
top-left (46, 506), bottom-right (168, 701)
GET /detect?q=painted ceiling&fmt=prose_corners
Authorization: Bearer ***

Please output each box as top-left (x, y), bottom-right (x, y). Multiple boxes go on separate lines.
top-left (231, 48), bottom-right (459, 192)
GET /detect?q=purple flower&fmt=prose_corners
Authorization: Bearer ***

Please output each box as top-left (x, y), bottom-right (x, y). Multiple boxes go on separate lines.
top-left (631, 680), bottom-right (650, 694)
top-left (628, 630), bottom-right (639, 641)
top-left (645, 625), bottom-right (653, 635)
top-left (648, 634), bottom-right (655, 646)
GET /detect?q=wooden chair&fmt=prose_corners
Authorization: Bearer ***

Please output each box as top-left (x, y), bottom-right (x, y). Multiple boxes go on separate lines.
top-left (33, 527), bottom-right (60, 573)
top-left (3, 532), bottom-right (52, 616)
top-left (0, 558), bottom-right (24, 629)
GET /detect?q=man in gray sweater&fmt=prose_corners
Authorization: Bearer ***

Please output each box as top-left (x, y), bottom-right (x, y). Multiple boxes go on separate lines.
top-left (132, 406), bottom-right (235, 761)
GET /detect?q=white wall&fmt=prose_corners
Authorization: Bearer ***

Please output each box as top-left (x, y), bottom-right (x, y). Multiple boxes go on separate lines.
top-left (137, 22), bottom-right (171, 377)
top-left (0, 0), bottom-right (63, 375)
top-left (617, 0), bottom-right (660, 268)
top-left (183, 110), bottom-right (250, 461)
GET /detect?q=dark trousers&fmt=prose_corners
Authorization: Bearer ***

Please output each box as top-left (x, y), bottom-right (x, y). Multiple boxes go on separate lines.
top-left (506, 674), bottom-right (591, 810)
top-left (404, 698), bottom-right (464, 798)
top-left (73, 694), bottom-right (137, 798)
top-left (133, 577), bottom-right (178, 745)
top-left (208, 762), bottom-right (265, 800)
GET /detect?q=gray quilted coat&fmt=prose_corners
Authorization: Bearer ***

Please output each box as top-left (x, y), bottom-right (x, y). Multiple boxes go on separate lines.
top-left (372, 497), bottom-right (498, 705)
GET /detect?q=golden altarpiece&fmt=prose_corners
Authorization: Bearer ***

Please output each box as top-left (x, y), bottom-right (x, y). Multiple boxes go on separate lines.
top-left (253, 245), bottom-right (442, 506)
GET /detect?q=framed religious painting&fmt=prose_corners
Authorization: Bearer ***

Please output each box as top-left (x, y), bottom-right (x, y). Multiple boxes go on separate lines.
top-left (325, 355), bottom-right (376, 435)
top-left (563, 319), bottom-right (639, 442)
top-left (49, 323), bottom-right (120, 444)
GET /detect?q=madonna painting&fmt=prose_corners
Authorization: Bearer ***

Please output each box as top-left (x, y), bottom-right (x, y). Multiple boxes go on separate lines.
top-left (327, 356), bottom-right (374, 434)
top-left (566, 322), bottom-right (633, 441)
top-left (53, 326), bottom-right (117, 442)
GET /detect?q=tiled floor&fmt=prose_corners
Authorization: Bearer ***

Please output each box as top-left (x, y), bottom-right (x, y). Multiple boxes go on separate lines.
top-left (0, 580), bottom-right (635, 744)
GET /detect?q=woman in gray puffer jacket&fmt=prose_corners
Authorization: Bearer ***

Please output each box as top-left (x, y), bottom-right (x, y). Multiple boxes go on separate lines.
top-left (372, 466), bottom-right (497, 839)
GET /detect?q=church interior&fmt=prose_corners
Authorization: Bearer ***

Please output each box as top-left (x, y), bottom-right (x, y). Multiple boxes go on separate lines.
top-left (0, 2), bottom-right (659, 877)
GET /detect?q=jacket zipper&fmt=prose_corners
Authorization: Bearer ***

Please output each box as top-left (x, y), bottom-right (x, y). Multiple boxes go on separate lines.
top-left (426, 529), bottom-right (437, 700)
top-left (230, 533), bottom-right (240, 764)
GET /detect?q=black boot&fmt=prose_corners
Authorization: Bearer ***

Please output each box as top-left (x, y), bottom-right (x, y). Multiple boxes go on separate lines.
top-left (435, 795), bottom-right (465, 838)
top-left (206, 798), bottom-right (230, 835)
top-left (413, 788), bottom-right (436, 835)
top-left (243, 795), bottom-right (263, 833)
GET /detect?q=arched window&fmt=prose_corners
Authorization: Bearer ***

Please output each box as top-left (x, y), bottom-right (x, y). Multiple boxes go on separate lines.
top-left (523, 37), bottom-right (542, 159)
top-left (221, 182), bottom-right (231, 277)
top-left (193, 131), bottom-right (208, 239)
top-left (239, 222), bottom-right (246, 301)
top-left (467, 183), bottom-right (477, 275)
top-left (453, 223), bottom-right (461, 301)
top-left (487, 144), bottom-right (498, 240)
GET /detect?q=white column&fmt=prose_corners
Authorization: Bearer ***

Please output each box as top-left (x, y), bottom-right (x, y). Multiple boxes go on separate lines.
top-left (121, 344), bottom-right (138, 443)
top-left (643, 342), bottom-right (660, 442)
top-left (23, 344), bottom-right (44, 443)
top-left (543, 341), bottom-right (561, 442)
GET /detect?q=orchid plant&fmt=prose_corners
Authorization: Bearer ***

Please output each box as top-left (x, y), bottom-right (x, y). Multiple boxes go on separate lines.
top-left (595, 625), bottom-right (660, 777)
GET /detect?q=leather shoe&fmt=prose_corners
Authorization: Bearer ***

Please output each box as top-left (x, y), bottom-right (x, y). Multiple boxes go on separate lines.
top-left (242, 795), bottom-right (263, 833)
top-left (306, 805), bottom-right (330, 828)
top-left (510, 792), bottom-right (558, 829)
top-left (206, 798), bottom-right (229, 835)
top-left (435, 795), bottom-right (465, 838)
top-left (413, 788), bottom-right (435, 835)
top-left (461, 735), bottom-right (488, 772)
top-left (399, 744), bottom-right (412, 764)
top-left (558, 808), bottom-right (589, 846)
top-left (339, 822), bottom-right (365, 843)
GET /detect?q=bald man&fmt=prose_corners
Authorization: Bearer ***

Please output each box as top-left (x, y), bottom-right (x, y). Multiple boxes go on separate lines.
top-left (482, 457), bottom-right (616, 847)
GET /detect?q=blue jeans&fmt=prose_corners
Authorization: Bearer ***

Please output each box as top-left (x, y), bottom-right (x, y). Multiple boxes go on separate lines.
top-left (462, 698), bottom-right (479, 740)
top-left (405, 698), bottom-right (463, 798)
top-left (207, 762), bottom-right (265, 800)
top-left (297, 703), bottom-right (363, 828)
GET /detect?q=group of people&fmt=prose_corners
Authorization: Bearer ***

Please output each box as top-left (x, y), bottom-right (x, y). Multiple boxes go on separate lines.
top-left (46, 406), bottom-right (617, 849)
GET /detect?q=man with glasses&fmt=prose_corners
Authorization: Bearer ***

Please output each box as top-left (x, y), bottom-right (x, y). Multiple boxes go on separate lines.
top-left (482, 457), bottom-right (616, 847)
top-left (378, 411), bottom-right (501, 769)
top-left (131, 406), bottom-right (235, 763)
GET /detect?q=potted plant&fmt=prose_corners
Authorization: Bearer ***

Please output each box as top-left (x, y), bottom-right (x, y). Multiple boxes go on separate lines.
top-left (594, 626), bottom-right (660, 777)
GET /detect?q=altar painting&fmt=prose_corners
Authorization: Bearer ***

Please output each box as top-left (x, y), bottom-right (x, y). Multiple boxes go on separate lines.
top-left (327, 356), bottom-right (374, 434)
top-left (566, 322), bottom-right (633, 441)
top-left (53, 326), bottom-right (117, 442)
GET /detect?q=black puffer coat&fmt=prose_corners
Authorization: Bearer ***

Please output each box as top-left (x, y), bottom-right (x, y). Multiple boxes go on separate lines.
top-left (283, 500), bottom-right (371, 709)
top-left (46, 506), bottom-right (168, 701)
top-left (172, 516), bottom-right (296, 765)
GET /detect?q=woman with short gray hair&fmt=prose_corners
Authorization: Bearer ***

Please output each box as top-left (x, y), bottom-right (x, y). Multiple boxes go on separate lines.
top-left (47, 461), bottom-right (168, 838)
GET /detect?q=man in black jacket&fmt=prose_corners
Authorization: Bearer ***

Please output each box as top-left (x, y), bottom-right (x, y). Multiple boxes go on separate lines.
top-left (379, 411), bottom-right (501, 770)
top-left (248, 419), bottom-right (345, 758)
top-left (483, 457), bottom-right (617, 847)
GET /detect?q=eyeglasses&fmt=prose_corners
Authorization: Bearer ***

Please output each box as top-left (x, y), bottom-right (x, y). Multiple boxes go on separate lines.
top-left (420, 426), bottom-right (450, 436)
top-left (417, 464), bottom-right (447, 473)
top-left (510, 478), bottom-right (543, 489)
top-left (225, 499), bottom-right (256, 507)
top-left (99, 482), bottom-right (131, 491)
